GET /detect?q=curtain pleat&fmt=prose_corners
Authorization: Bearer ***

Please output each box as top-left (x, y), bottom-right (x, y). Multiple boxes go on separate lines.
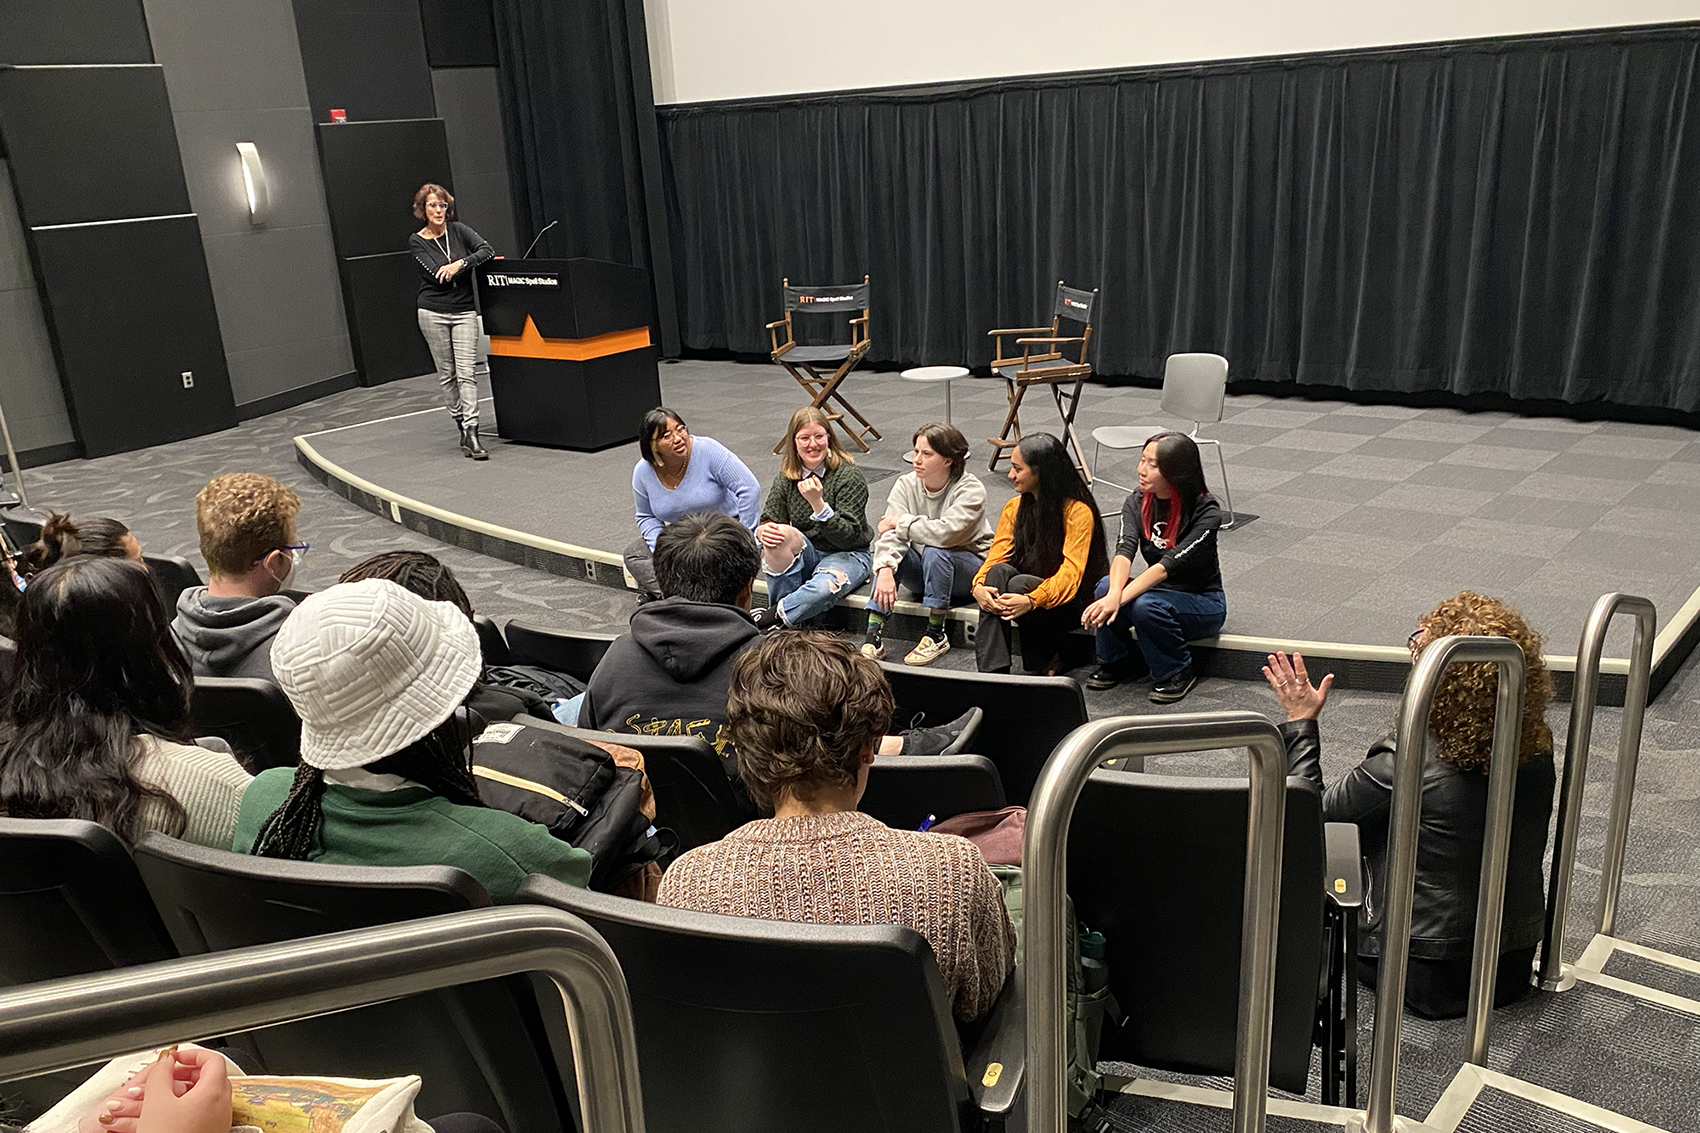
top-left (659, 26), bottom-right (1700, 412)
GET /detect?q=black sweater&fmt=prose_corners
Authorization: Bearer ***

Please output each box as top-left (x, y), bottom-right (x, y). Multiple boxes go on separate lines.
top-left (1114, 490), bottom-right (1224, 593)
top-left (409, 221), bottom-right (495, 313)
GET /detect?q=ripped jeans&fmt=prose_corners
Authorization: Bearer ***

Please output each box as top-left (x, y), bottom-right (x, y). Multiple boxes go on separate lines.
top-left (764, 534), bottom-right (873, 626)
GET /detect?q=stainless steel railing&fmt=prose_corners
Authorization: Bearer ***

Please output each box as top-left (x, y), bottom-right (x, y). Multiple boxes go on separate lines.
top-left (1537, 593), bottom-right (1656, 991)
top-left (1354, 636), bottom-right (1526, 1133)
top-left (0, 905), bottom-right (646, 1133)
top-left (1024, 711), bottom-right (1290, 1133)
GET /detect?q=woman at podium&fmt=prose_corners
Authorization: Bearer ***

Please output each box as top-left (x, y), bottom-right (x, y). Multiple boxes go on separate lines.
top-left (409, 182), bottom-right (495, 460)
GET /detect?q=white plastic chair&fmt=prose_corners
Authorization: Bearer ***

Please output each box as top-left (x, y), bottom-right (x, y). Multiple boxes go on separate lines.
top-left (1092, 352), bottom-right (1235, 529)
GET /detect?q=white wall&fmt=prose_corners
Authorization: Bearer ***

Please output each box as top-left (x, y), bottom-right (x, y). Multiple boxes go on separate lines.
top-left (644, 0), bottom-right (1699, 104)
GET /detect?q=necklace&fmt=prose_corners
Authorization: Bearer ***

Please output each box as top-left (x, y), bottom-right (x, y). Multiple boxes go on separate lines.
top-left (431, 228), bottom-right (453, 264)
top-left (657, 445), bottom-right (692, 490)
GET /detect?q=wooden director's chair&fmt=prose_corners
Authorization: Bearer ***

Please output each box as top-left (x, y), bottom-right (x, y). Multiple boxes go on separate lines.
top-left (766, 276), bottom-right (880, 453)
top-left (986, 281), bottom-right (1099, 480)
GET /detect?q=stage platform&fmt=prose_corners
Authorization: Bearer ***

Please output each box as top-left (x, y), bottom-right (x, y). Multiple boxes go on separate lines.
top-left (295, 360), bottom-right (1700, 701)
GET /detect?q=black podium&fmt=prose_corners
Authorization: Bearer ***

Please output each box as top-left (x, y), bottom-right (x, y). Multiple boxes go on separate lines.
top-left (478, 258), bottom-right (661, 449)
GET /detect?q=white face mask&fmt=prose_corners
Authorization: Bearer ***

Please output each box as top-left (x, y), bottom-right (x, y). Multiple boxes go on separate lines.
top-left (268, 551), bottom-right (295, 591)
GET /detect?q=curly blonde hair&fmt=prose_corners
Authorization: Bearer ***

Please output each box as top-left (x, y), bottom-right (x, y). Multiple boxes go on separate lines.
top-left (1416, 591), bottom-right (1553, 771)
top-left (195, 473), bottom-right (300, 577)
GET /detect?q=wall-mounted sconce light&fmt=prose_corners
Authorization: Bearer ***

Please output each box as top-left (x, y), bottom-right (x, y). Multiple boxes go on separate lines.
top-left (236, 142), bottom-right (269, 226)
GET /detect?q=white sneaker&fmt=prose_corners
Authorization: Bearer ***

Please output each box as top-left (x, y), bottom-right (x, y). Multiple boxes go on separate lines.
top-left (904, 634), bottom-right (950, 666)
top-left (860, 638), bottom-right (886, 661)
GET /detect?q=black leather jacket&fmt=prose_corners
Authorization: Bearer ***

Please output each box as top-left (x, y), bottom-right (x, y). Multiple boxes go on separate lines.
top-left (1279, 718), bottom-right (1555, 962)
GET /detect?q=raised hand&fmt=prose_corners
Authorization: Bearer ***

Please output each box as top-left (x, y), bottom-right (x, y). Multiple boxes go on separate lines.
top-left (1261, 651), bottom-right (1333, 721)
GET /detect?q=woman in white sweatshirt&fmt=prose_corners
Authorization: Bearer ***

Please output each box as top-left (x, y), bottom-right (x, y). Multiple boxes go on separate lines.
top-left (861, 423), bottom-right (994, 665)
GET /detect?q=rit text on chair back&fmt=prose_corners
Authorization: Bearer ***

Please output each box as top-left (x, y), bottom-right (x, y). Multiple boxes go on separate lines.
top-left (988, 281), bottom-right (1098, 479)
top-left (767, 276), bottom-right (880, 452)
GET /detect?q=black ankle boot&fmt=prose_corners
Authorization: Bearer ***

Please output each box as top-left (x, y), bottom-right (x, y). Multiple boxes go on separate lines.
top-left (461, 423), bottom-right (489, 460)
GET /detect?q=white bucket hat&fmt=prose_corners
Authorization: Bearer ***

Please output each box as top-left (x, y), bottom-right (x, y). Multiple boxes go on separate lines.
top-left (270, 578), bottom-right (481, 771)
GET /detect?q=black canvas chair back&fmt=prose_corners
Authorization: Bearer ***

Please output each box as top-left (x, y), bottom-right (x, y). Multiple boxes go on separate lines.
top-left (767, 276), bottom-right (880, 452)
top-left (536, 722), bottom-right (743, 850)
top-left (189, 676), bottom-right (302, 771)
top-left (142, 553), bottom-right (204, 612)
top-left (1067, 769), bottom-right (1327, 1094)
top-left (859, 754), bottom-right (1006, 831)
top-left (474, 613), bottom-right (511, 666)
top-left (505, 618), bottom-right (617, 682)
top-left (1054, 283), bottom-right (1097, 326)
top-left (0, 818), bottom-right (176, 986)
top-left (132, 835), bottom-right (575, 1133)
top-left (878, 661), bottom-right (1087, 806)
top-left (519, 876), bottom-right (977, 1133)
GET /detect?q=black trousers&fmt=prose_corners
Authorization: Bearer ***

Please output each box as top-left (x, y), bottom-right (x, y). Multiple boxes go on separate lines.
top-left (1357, 944), bottom-right (1537, 1020)
top-left (974, 562), bottom-right (1088, 673)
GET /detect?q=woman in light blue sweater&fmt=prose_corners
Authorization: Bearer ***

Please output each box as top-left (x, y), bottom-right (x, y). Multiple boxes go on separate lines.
top-left (624, 407), bottom-right (762, 598)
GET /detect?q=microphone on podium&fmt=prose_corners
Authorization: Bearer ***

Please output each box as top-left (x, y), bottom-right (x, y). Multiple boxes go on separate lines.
top-left (521, 219), bottom-right (559, 259)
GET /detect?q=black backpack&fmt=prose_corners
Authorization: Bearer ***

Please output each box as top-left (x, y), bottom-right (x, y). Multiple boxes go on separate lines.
top-left (471, 720), bottom-right (665, 891)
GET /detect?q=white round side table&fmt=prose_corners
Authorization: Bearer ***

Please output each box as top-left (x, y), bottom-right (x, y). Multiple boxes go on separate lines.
top-left (898, 365), bottom-right (970, 424)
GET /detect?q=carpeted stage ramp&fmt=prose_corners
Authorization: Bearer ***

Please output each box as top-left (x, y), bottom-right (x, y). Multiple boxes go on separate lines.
top-left (295, 359), bottom-right (1700, 699)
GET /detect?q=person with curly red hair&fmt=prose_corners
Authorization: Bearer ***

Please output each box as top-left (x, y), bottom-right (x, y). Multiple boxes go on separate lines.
top-left (1262, 590), bottom-right (1556, 1019)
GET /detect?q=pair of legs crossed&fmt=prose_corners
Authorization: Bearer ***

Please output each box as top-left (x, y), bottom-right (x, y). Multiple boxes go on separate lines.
top-left (1091, 577), bottom-right (1226, 682)
top-left (974, 562), bottom-right (1089, 674)
top-left (762, 527), bottom-right (872, 625)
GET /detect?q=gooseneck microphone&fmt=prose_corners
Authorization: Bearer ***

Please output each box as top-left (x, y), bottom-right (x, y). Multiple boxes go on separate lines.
top-left (521, 219), bottom-right (559, 259)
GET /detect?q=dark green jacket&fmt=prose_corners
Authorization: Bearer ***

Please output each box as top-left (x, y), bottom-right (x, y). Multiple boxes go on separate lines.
top-left (759, 461), bottom-right (874, 553)
top-left (232, 768), bottom-right (592, 903)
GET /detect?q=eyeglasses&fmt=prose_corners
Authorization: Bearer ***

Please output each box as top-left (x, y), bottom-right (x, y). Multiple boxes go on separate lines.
top-left (281, 541), bottom-right (310, 566)
top-left (425, 201), bottom-right (449, 210)
top-left (1407, 626), bottom-right (1425, 654)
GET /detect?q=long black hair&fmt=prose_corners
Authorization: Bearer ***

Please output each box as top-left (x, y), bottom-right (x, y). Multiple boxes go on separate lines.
top-left (251, 712), bottom-right (481, 861)
top-left (0, 557), bottom-right (192, 844)
top-left (1139, 431), bottom-right (1212, 545)
top-left (1011, 434), bottom-right (1108, 583)
top-left (15, 513), bottom-right (133, 579)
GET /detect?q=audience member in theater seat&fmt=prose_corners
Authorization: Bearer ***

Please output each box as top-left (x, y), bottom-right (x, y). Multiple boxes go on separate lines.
top-left (14, 513), bottom-right (143, 581)
top-left (1082, 431), bottom-right (1226, 703)
top-left (1263, 590), bottom-right (1556, 1020)
top-left (972, 433), bottom-right (1108, 675)
top-left (623, 406), bottom-right (761, 600)
top-left (658, 632), bottom-right (1015, 1022)
top-left (0, 558), bottom-right (251, 849)
top-left (862, 423), bottom-right (993, 666)
top-left (580, 513), bottom-right (980, 799)
top-left (750, 407), bottom-right (876, 631)
top-left (233, 580), bottom-right (591, 901)
top-left (336, 550), bottom-right (556, 726)
top-left (170, 473), bottom-right (303, 682)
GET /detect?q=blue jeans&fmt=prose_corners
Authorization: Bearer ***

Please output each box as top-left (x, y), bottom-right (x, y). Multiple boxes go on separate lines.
top-left (766, 534), bottom-right (873, 625)
top-left (867, 545), bottom-right (984, 613)
top-left (1093, 576), bottom-right (1226, 681)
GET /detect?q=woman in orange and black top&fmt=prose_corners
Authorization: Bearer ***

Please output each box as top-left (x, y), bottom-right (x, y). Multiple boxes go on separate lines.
top-left (972, 433), bottom-right (1108, 674)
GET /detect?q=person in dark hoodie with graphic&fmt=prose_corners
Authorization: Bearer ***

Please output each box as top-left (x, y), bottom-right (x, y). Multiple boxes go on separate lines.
top-left (170, 473), bottom-right (305, 682)
top-left (579, 512), bottom-right (979, 813)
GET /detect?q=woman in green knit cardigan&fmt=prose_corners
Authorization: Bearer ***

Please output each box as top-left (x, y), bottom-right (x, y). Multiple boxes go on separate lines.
top-left (752, 407), bottom-right (875, 629)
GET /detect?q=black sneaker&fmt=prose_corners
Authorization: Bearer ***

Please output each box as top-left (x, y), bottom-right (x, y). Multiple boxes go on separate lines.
top-left (1149, 664), bottom-right (1198, 704)
top-left (898, 707), bottom-right (984, 757)
top-left (1086, 660), bottom-right (1137, 691)
top-left (750, 604), bottom-right (785, 634)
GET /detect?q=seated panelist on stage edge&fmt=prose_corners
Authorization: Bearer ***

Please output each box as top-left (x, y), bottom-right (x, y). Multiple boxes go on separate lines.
top-left (1082, 431), bottom-right (1227, 704)
top-left (861, 423), bottom-right (993, 667)
top-left (623, 406), bottom-right (761, 600)
top-left (751, 406), bottom-right (875, 631)
top-left (972, 433), bottom-right (1109, 676)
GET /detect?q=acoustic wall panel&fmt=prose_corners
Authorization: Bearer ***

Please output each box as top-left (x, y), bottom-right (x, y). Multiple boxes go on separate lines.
top-left (316, 118), bottom-right (452, 256)
top-left (0, 66), bottom-right (192, 227)
top-left (291, 0), bottom-right (436, 123)
top-left (31, 216), bottom-right (237, 457)
top-left (340, 252), bottom-right (434, 385)
top-left (420, 0), bottom-right (497, 68)
top-left (0, 0), bottom-right (153, 66)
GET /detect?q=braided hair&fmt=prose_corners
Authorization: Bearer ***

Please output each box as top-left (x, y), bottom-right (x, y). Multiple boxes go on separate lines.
top-left (250, 713), bottom-right (480, 860)
top-left (338, 551), bottom-right (474, 621)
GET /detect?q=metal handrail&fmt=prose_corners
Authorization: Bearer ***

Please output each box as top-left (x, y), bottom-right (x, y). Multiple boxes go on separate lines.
top-left (0, 906), bottom-right (646, 1133)
top-left (1024, 711), bottom-right (1289, 1133)
top-left (1537, 593), bottom-right (1656, 991)
top-left (1354, 636), bottom-right (1526, 1133)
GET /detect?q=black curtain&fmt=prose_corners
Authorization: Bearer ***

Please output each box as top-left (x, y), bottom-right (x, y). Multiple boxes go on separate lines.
top-left (659, 24), bottom-right (1700, 413)
top-left (491, 0), bottom-right (678, 352)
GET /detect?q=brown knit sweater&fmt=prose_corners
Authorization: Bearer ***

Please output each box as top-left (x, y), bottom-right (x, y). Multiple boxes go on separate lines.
top-left (658, 810), bottom-right (1016, 1020)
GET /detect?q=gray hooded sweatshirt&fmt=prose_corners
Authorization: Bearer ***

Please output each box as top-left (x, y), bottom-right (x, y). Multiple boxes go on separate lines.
top-left (171, 587), bottom-right (296, 681)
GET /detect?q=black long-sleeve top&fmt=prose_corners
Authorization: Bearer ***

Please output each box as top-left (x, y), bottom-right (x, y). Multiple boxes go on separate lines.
top-left (1113, 490), bottom-right (1224, 593)
top-left (408, 221), bottom-right (495, 313)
